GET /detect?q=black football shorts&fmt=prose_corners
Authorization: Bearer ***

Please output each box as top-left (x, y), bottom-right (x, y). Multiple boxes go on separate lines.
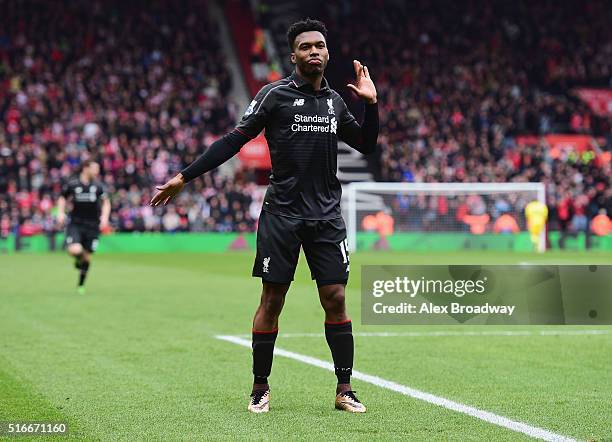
top-left (252, 210), bottom-right (350, 286)
top-left (65, 223), bottom-right (100, 253)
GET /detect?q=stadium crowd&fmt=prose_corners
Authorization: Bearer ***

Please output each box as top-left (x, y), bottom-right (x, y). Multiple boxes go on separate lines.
top-left (0, 0), bottom-right (259, 237)
top-left (309, 0), bottom-right (611, 232)
top-left (1, 0), bottom-right (610, 239)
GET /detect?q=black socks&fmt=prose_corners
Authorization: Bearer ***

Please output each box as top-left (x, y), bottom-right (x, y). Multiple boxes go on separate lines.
top-left (78, 260), bottom-right (90, 287)
top-left (325, 320), bottom-right (354, 385)
top-left (251, 322), bottom-right (354, 387)
top-left (74, 253), bottom-right (83, 269)
top-left (252, 329), bottom-right (278, 385)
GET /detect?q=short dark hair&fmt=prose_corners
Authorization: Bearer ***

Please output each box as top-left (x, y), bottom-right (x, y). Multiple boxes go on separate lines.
top-left (286, 18), bottom-right (327, 51)
top-left (79, 159), bottom-right (95, 172)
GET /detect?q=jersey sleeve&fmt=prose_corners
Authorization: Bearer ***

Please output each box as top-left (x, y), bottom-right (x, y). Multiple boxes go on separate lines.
top-left (336, 94), bottom-right (379, 154)
top-left (235, 84), bottom-right (277, 138)
top-left (61, 181), bottom-right (72, 198)
top-left (98, 184), bottom-right (108, 199)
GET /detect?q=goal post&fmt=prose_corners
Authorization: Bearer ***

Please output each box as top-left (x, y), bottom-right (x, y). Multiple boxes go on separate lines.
top-left (344, 182), bottom-right (546, 253)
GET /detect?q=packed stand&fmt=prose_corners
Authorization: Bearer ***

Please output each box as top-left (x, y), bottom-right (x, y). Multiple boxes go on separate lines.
top-left (0, 0), bottom-right (259, 237)
top-left (2, 0), bottom-right (612, 239)
top-left (282, 0), bottom-right (611, 233)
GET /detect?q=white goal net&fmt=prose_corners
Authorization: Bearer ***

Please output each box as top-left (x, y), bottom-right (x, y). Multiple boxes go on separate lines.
top-left (344, 182), bottom-right (546, 253)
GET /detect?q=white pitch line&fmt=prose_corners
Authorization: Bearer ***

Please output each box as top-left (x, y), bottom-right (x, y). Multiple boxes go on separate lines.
top-left (232, 329), bottom-right (610, 339)
top-left (216, 334), bottom-right (577, 442)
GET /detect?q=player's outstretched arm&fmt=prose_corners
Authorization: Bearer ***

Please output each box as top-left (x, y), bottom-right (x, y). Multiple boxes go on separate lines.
top-left (56, 196), bottom-right (66, 227)
top-left (150, 173), bottom-right (185, 206)
top-left (100, 196), bottom-right (111, 230)
top-left (150, 130), bottom-right (251, 206)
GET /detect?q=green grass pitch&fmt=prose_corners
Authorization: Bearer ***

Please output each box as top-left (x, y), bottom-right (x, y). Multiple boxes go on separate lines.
top-left (1, 250), bottom-right (611, 440)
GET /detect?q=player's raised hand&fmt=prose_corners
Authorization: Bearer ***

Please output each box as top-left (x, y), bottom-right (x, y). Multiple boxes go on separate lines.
top-left (150, 173), bottom-right (185, 206)
top-left (346, 59), bottom-right (377, 104)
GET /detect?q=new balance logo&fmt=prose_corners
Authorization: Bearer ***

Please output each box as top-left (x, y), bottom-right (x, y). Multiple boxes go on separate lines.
top-left (263, 257), bottom-right (271, 273)
top-left (293, 98), bottom-right (305, 106)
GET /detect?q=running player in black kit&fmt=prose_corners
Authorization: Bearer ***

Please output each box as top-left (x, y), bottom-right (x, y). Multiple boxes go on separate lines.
top-left (57, 160), bottom-right (111, 294)
top-left (151, 19), bottom-right (378, 413)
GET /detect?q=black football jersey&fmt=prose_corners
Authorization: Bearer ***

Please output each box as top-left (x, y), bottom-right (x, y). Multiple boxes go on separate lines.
top-left (61, 178), bottom-right (106, 227)
top-left (235, 71), bottom-right (362, 220)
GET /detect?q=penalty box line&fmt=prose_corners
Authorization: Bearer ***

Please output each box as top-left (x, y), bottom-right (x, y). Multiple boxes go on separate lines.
top-left (215, 334), bottom-right (576, 442)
